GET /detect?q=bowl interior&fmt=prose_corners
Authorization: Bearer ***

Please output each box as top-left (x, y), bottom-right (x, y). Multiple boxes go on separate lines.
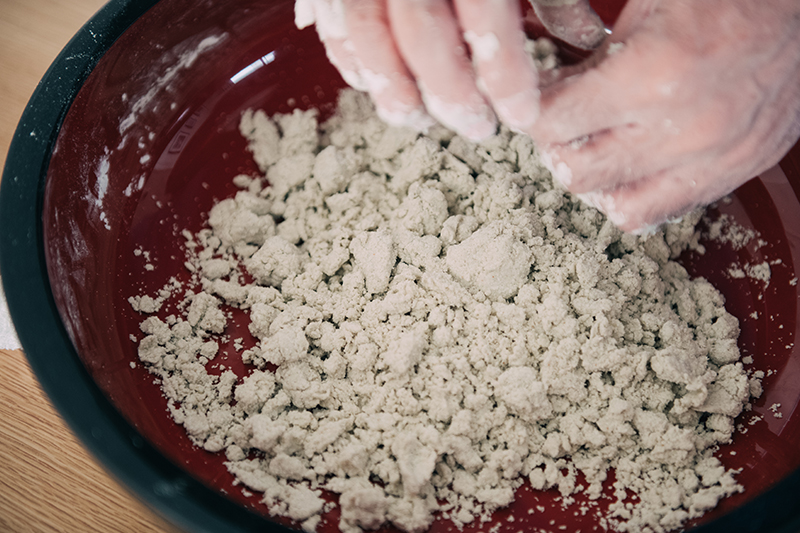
top-left (42, 0), bottom-right (800, 531)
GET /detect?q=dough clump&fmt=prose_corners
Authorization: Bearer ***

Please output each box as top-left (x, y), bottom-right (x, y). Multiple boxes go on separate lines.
top-left (133, 89), bottom-right (760, 533)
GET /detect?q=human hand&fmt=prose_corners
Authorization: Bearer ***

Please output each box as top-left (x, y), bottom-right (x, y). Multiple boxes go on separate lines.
top-left (295, 0), bottom-right (605, 140)
top-left (531, 0), bottom-right (800, 233)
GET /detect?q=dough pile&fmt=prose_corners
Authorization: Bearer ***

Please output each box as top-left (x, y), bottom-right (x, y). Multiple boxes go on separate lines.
top-left (132, 89), bottom-right (759, 533)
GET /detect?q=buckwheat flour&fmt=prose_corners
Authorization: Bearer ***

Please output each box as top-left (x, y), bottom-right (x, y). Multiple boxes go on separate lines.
top-left (132, 89), bottom-right (761, 533)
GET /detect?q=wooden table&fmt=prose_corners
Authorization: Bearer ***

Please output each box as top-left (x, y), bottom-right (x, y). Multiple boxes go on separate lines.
top-left (0, 1), bottom-right (183, 532)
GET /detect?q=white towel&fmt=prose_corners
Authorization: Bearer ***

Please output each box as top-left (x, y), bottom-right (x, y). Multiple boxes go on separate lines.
top-left (0, 275), bottom-right (22, 350)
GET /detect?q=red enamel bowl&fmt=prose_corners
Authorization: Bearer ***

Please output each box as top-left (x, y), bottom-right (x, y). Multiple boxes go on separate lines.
top-left (2, 0), bottom-right (799, 532)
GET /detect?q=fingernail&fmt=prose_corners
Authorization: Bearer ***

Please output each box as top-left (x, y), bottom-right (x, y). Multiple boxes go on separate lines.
top-left (320, 39), bottom-right (368, 92)
top-left (360, 68), bottom-right (391, 96)
top-left (376, 104), bottom-right (436, 132)
top-left (334, 65), bottom-right (368, 92)
top-left (494, 88), bottom-right (540, 133)
top-left (418, 82), bottom-right (497, 142)
top-left (576, 24), bottom-right (607, 50)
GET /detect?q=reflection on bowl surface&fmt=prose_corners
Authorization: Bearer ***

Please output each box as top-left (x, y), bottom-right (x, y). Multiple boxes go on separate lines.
top-left (30, 0), bottom-right (800, 531)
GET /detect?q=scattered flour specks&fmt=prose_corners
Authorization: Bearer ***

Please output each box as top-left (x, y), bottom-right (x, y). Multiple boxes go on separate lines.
top-left (131, 90), bottom-right (760, 533)
top-left (704, 213), bottom-right (757, 251)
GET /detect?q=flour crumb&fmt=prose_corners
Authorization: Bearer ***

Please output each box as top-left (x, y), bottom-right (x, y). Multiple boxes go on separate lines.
top-left (129, 277), bottom-right (181, 313)
top-left (705, 212), bottom-right (756, 250)
top-left (744, 261), bottom-right (771, 285)
top-left (728, 266), bottom-right (746, 279)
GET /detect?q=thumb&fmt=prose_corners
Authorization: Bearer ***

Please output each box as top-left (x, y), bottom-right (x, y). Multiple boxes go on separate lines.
top-left (528, 0), bottom-right (606, 50)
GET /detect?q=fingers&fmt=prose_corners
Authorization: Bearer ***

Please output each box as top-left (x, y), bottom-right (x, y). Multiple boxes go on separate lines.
top-left (530, 0), bottom-right (669, 144)
top-left (534, 0), bottom-right (800, 235)
top-left (386, 0), bottom-right (543, 138)
top-left (301, 0), bottom-right (541, 141)
top-left (531, 38), bottom-right (658, 145)
top-left (387, 0), bottom-right (497, 141)
top-left (453, 0), bottom-right (540, 133)
top-left (528, 0), bottom-right (721, 231)
top-left (529, 0), bottom-right (607, 50)
top-left (341, 0), bottom-right (435, 130)
top-left (295, 0), bottom-right (367, 91)
top-left (564, 134), bottom-right (757, 233)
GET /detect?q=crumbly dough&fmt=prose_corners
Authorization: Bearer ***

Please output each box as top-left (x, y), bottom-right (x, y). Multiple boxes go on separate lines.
top-left (133, 89), bottom-right (760, 533)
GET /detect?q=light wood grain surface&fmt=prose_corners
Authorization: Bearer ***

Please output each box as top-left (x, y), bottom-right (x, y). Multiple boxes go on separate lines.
top-left (0, 1), bottom-right (183, 532)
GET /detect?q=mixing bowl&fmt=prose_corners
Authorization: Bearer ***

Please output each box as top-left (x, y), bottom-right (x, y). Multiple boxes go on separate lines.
top-left (2, 0), bottom-right (800, 531)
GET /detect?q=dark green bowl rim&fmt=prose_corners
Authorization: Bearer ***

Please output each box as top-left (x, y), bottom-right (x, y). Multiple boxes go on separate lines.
top-left (1, 1), bottom-right (799, 532)
top-left (0, 1), bottom-right (287, 531)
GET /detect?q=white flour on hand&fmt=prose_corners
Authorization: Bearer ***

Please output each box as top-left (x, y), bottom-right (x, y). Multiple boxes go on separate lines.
top-left (133, 89), bottom-right (761, 533)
